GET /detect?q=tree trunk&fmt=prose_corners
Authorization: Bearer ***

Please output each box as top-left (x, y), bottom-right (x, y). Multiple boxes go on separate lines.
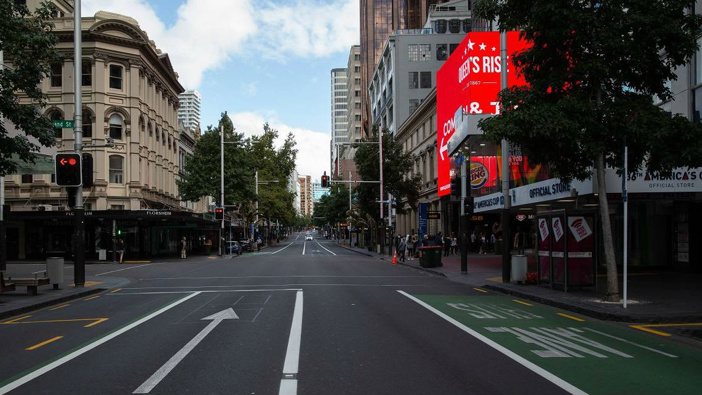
top-left (596, 153), bottom-right (620, 302)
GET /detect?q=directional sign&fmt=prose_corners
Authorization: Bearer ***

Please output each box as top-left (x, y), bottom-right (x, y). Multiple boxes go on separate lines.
top-left (52, 120), bottom-right (75, 129)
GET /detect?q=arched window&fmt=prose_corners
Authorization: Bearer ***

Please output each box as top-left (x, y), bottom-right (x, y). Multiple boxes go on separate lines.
top-left (149, 123), bottom-right (153, 137)
top-left (449, 19), bottom-right (461, 33)
top-left (109, 114), bottom-right (123, 140)
top-left (162, 131), bottom-right (166, 146)
top-left (109, 155), bottom-right (124, 184)
top-left (156, 128), bottom-right (160, 142)
top-left (434, 20), bottom-right (447, 34)
top-left (82, 108), bottom-right (93, 138)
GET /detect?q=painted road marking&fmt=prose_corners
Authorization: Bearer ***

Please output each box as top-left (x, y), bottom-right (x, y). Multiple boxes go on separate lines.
top-left (447, 302), bottom-right (543, 320)
top-left (84, 295), bottom-right (101, 301)
top-left (558, 313), bottom-right (586, 322)
top-left (2, 315), bottom-right (32, 324)
top-left (96, 263), bottom-right (166, 277)
top-left (473, 288), bottom-right (488, 293)
top-left (49, 304), bottom-right (70, 311)
top-left (398, 291), bottom-right (587, 395)
top-left (110, 288), bottom-right (122, 294)
top-left (84, 318), bottom-right (109, 328)
top-left (124, 261), bottom-right (151, 264)
top-left (271, 242), bottom-right (295, 255)
top-left (512, 299), bottom-right (533, 307)
top-left (70, 281), bottom-right (102, 287)
top-left (630, 323), bottom-right (702, 337)
top-left (26, 336), bottom-right (63, 351)
top-left (133, 308), bottom-right (239, 393)
top-left (314, 240), bottom-right (337, 256)
top-left (0, 292), bottom-right (201, 395)
top-left (582, 328), bottom-right (678, 358)
top-left (279, 290), bottom-right (303, 395)
top-left (207, 257), bottom-right (217, 260)
top-left (1, 317), bottom-right (108, 328)
top-left (302, 242), bottom-right (306, 255)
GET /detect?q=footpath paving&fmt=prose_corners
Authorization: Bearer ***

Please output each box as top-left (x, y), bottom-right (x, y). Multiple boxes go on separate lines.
top-left (339, 243), bottom-right (702, 324)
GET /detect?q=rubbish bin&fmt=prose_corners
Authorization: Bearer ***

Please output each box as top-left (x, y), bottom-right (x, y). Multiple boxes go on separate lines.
top-left (511, 254), bottom-right (527, 283)
top-left (418, 246), bottom-right (443, 268)
top-left (46, 257), bottom-right (65, 290)
top-left (98, 249), bottom-right (107, 261)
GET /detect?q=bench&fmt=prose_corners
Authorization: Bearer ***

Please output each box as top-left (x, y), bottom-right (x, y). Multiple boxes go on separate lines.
top-left (0, 272), bottom-right (16, 293)
top-left (8, 270), bottom-right (50, 296)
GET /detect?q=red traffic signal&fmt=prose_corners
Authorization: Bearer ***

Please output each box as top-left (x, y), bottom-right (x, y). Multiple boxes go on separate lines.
top-left (321, 174), bottom-right (329, 188)
top-left (55, 153), bottom-right (82, 187)
top-left (214, 207), bottom-right (224, 220)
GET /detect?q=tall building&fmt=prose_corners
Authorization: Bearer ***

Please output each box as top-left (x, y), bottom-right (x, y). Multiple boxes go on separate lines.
top-left (177, 90), bottom-right (202, 134)
top-left (370, 0), bottom-right (471, 134)
top-left (312, 181), bottom-right (330, 201)
top-left (289, 169), bottom-right (301, 216)
top-left (330, 68), bottom-right (348, 176)
top-left (360, 0), bottom-right (451, 137)
top-left (298, 176), bottom-right (313, 216)
top-left (335, 46), bottom-right (362, 183)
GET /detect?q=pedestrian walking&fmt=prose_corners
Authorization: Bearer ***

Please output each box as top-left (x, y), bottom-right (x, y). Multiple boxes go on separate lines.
top-left (443, 235), bottom-right (451, 257)
top-left (409, 233), bottom-right (417, 260)
top-left (451, 236), bottom-right (458, 255)
top-left (179, 237), bottom-right (187, 259)
top-left (116, 238), bottom-right (125, 264)
top-left (479, 233), bottom-right (487, 255)
top-left (397, 236), bottom-right (406, 262)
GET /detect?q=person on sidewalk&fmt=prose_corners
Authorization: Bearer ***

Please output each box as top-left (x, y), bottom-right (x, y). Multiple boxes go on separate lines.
top-left (116, 238), bottom-right (125, 264)
top-left (179, 237), bottom-right (187, 259)
top-left (443, 235), bottom-right (451, 257)
top-left (451, 235), bottom-right (458, 255)
top-left (409, 233), bottom-right (417, 261)
top-left (397, 236), bottom-right (406, 262)
top-left (434, 232), bottom-right (443, 247)
top-left (479, 233), bottom-right (487, 255)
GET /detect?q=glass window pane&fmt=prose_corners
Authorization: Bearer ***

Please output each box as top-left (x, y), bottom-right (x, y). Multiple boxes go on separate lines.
top-left (109, 65), bottom-right (122, 90)
top-left (81, 62), bottom-right (91, 86)
top-left (109, 114), bottom-right (122, 139)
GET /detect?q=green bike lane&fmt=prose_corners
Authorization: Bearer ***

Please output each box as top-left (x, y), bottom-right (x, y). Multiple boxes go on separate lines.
top-left (400, 290), bottom-right (702, 395)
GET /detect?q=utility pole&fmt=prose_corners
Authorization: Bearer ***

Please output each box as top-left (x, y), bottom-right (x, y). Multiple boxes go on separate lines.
top-left (220, 124), bottom-right (224, 256)
top-left (73, 1), bottom-right (85, 286)
top-left (378, 128), bottom-right (384, 254)
top-left (500, 31), bottom-right (511, 283)
top-left (0, 44), bottom-right (5, 271)
top-left (460, 151), bottom-right (469, 274)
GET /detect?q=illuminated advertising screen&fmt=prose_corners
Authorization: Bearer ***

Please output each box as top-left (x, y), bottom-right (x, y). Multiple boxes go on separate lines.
top-left (437, 31), bottom-right (530, 197)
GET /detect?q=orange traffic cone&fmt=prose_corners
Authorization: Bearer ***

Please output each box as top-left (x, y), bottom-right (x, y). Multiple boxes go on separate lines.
top-left (391, 252), bottom-right (397, 265)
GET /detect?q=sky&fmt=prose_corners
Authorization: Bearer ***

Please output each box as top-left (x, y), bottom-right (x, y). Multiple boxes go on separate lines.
top-left (83, 0), bottom-right (360, 181)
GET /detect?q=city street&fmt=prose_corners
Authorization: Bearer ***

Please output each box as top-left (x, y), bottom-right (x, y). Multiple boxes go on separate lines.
top-left (1, 233), bottom-right (701, 395)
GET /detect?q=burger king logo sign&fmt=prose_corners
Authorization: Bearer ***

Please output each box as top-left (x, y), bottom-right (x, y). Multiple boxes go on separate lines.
top-left (471, 162), bottom-right (489, 189)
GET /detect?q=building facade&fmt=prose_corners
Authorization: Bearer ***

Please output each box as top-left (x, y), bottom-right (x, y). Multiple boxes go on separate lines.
top-left (177, 90), bottom-right (202, 134)
top-left (298, 176), bottom-right (313, 216)
top-left (3, 8), bottom-right (217, 260)
top-left (330, 68), bottom-right (348, 176)
top-left (336, 46), bottom-right (362, 183)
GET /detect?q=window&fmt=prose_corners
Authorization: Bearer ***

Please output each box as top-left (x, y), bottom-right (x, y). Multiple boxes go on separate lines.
top-left (109, 65), bottom-right (123, 90)
top-left (355, 77), bottom-right (361, 85)
top-left (81, 61), bottom-right (91, 86)
top-left (109, 155), bottom-right (124, 184)
top-left (420, 72), bottom-right (431, 89)
top-left (462, 19), bottom-right (472, 33)
top-left (408, 72), bottom-right (418, 89)
top-left (449, 19), bottom-right (461, 33)
top-left (109, 114), bottom-right (123, 140)
top-left (435, 20), bottom-right (447, 34)
top-left (82, 110), bottom-right (93, 138)
top-left (419, 44), bottom-right (431, 61)
top-left (355, 102), bottom-right (361, 109)
top-left (355, 90), bottom-right (360, 97)
top-left (156, 129), bottom-right (160, 142)
top-left (437, 44), bottom-right (448, 61)
top-left (355, 115), bottom-right (361, 121)
top-left (408, 44), bottom-right (419, 61)
top-left (450, 43), bottom-right (459, 55)
top-left (354, 54), bottom-right (360, 61)
top-left (50, 63), bottom-right (62, 87)
top-left (110, 205), bottom-right (125, 210)
top-left (409, 99), bottom-right (420, 114)
top-left (354, 66), bottom-right (360, 72)
top-left (21, 174), bottom-right (32, 184)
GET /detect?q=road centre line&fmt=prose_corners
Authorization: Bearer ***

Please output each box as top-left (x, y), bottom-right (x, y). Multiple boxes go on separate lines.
top-left (0, 292), bottom-right (201, 395)
top-left (302, 242), bottom-right (306, 255)
top-left (314, 240), bottom-right (337, 256)
top-left (26, 336), bottom-right (63, 351)
top-left (582, 328), bottom-right (678, 358)
top-left (110, 288), bottom-right (122, 294)
top-left (397, 290), bottom-right (588, 395)
top-left (279, 290), bottom-right (303, 395)
top-left (558, 313), bottom-right (586, 322)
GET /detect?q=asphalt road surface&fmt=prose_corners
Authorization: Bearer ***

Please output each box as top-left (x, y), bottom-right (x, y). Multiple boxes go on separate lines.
top-left (1, 232), bottom-right (701, 395)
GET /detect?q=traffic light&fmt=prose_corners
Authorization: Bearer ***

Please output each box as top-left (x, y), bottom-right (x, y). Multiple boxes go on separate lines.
top-left (321, 172), bottom-right (329, 188)
top-left (82, 153), bottom-right (93, 188)
top-left (463, 196), bottom-right (474, 215)
top-left (451, 176), bottom-right (462, 199)
top-left (55, 153), bottom-right (82, 187)
top-left (214, 207), bottom-right (224, 220)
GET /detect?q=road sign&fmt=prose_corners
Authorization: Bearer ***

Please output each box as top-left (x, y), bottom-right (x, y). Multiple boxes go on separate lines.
top-left (52, 120), bottom-right (75, 129)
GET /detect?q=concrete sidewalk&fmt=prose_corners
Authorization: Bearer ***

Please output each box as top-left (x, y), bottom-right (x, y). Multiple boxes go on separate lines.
top-left (341, 244), bottom-right (702, 323)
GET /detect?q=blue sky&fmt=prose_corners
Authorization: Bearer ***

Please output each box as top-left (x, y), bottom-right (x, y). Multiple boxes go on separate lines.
top-left (83, 0), bottom-right (359, 180)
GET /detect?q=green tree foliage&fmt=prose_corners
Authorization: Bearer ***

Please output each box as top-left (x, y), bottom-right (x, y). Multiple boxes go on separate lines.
top-left (249, 123), bottom-right (298, 226)
top-left (0, 1), bottom-right (60, 176)
top-left (475, 0), bottom-right (702, 301)
top-left (354, 126), bottom-right (422, 219)
top-left (177, 113), bottom-right (254, 206)
top-left (313, 183), bottom-right (350, 225)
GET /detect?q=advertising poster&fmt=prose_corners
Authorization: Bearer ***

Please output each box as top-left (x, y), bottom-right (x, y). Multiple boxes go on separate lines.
top-left (537, 217), bottom-right (551, 283)
top-left (551, 216), bottom-right (566, 286)
top-left (436, 31), bottom-right (530, 197)
top-left (566, 216), bottom-right (595, 286)
top-left (418, 203), bottom-right (428, 246)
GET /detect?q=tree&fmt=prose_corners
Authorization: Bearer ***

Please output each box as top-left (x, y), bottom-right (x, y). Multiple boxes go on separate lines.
top-left (354, 126), bottom-right (422, 219)
top-left (474, 0), bottom-right (702, 301)
top-left (0, 1), bottom-right (60, 176)
top-left (313, 183), bottom-right (350, 225)
top-left (177, 113), bottom-right (254, 206)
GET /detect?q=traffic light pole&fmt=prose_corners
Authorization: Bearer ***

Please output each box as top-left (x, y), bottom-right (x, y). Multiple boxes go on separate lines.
top-left (73, 1), bottom-right (85, 286)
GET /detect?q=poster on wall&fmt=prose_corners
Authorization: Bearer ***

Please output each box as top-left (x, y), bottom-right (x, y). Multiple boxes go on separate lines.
top-left (552, 217), bottom-right (564, 242)
top-left (436, 31), bottom-right (531, 197)
top-left (566, 216), bottom-right (595, 286)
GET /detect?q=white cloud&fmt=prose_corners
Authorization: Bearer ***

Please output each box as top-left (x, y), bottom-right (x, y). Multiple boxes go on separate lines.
top-left (83, 0), bottom-right (359, 89)
top-left (241, 82), bottom-right (257, 96)
top-left (228, 112), bottom-right (329, 179)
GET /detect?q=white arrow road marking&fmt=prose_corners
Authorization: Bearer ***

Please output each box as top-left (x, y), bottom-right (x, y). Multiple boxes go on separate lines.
top-left (0, 292), bottom-right (201, 395)
top-left (279, 290), bottom-right (303, 395)
top-left (133, 308), bottom-right (239, 394)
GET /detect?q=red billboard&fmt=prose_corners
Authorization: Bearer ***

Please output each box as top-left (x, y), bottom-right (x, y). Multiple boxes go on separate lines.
top-left (436, 31), bottom-right (530, 197)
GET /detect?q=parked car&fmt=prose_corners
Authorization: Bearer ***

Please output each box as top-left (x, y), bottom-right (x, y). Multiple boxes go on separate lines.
top-left (238, 239), bottom-right (253, 252)
top-left (226, 241), bottom-right (241, 255)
